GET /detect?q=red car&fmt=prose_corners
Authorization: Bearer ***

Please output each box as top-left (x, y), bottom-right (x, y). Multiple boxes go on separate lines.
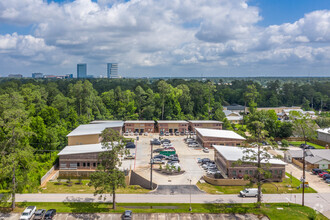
top-left (318, 172), bottom-right (328, 177)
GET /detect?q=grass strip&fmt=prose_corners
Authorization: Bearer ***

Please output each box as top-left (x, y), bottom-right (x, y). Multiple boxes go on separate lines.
top-left (0, 202), bottom-right (326, 220)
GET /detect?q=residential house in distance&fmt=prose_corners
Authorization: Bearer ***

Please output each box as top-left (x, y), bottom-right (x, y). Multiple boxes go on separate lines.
top-left (214, 146), bottom-right (286, 181)
top-left (124, 120), bottom-right (155, 133)
top-left (157, 120), bottom-right (188, 133)
top-left (188, 120), bottom-right (223, 132)
top-left (280, 109), bottom-right (317, 120)
top-left (224, 110), bottom-right (243, 124)
top-left (223, 104), bottom-right (247, 113)
top-left (317, 128), bottom-right (330, 144)
top-left (256, 106), bottom-right (301, 114)
top-left (67, 121), bottom-right (124, 146)
top-left (195, 128), bottom-right (246, 148)
top-left (284, 149), bottom-right (330, 170)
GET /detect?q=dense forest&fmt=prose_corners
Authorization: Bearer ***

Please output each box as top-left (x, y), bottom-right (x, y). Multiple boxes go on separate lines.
top-left (0, 78), bottom-right (329, 195)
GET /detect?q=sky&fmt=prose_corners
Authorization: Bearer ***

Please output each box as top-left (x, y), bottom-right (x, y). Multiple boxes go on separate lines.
top-left (1, 0), bottom-right (330, 77)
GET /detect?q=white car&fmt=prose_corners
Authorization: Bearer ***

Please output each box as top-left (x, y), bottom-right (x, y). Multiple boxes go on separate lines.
top-left (203, 147), bottom-right (209, 153)
top-left (124, 132), bottom-right (129, 136)
top-left (240, 188), bottom-right (260, 197)
top-left (163, 143), bottom-right (173, 147)
top-left (207, 169), bottom-right (220, 175)
top-left (144, 132), bottom-right (148, 136)
top-left (188, 143), bottom-right (198, 147)
top-left (20, 206), bottom-right (36, 220)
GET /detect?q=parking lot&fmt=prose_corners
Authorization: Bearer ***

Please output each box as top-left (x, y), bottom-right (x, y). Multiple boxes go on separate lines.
top-left (0, 213), bottom-right (268, 220)
top-left (121, 134), bottom-right (214, 185)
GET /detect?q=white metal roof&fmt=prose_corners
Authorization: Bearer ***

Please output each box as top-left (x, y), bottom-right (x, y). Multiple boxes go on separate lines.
top-left (317, 128), bottom-right (330, 134)
top-left (226, 116), bottom-right (243, 121)
top-left (196, 128), bottom-right (246, 140)
top-left (188, 120), bottom-right (223, 124)
top-left (90, 120), bottom-right (123, 124)
top-left (157, 120), bottom-right (188, 124)
top-left (124, 120), bottom-right (155, 124)
top-left (213, 145), bottom-right (286, 165)
top-left (67, 122), bottom-right (124, 137)
top-left (58, 143), bottom-right (112, 156)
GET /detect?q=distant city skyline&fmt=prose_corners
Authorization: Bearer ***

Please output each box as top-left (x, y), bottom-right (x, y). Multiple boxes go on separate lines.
top-left (1, 0), bottom-right (330, 77)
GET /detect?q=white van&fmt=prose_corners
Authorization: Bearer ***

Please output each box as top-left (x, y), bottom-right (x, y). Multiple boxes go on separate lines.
top-left (239, 188), bottom-right (260, 197)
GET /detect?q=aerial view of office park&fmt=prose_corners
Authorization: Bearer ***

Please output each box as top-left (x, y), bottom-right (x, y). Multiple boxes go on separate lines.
top-left (1, 0), bottom-right (330, 220)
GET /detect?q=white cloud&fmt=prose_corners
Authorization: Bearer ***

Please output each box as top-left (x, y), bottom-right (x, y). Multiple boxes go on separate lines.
top-left (0, 0), bottom-right (330, 76)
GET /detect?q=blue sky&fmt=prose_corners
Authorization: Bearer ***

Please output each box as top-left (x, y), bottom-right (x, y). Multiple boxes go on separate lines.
top-left (1, 0), bottom-right (330, 77)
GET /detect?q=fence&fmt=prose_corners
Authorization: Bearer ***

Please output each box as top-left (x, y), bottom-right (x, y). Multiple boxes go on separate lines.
top-left (40, 165), bottom-right (56, 185)
top-left (203, 175), bottom-right (249, 186)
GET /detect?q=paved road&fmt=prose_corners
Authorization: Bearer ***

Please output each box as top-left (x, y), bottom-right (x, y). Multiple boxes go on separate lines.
top-left (0, 213), bottom-right (268, 220)
top-left (14, 193), bottom-right (330, 219)
top-left (150, 185), bottom-right (204, 194)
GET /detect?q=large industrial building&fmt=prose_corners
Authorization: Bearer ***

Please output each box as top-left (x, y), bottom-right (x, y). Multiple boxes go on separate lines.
top-left (157, 120), bottom-right (189, 133)
top-left (188, 120), bottom-right (223, 132)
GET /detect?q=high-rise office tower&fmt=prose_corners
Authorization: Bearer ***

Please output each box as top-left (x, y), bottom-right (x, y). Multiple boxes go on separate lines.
top-left (107, 63), bottom-right (118, 78)
top-left (77, 64), bottom-right (87, 78)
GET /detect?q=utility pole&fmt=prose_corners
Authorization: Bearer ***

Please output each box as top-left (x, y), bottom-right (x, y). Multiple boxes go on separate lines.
top-left (188, 178), bottom-right (192, 211)
top-left (302, 147), bottom-right (306, 206)
top-left (150, 143), bottom-right (153, 190)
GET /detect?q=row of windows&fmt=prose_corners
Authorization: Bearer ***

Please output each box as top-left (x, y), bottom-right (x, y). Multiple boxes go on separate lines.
top-left (232, 169), bottom-right (283, 176)
top-left (77, 162), bottom-right (100, 167)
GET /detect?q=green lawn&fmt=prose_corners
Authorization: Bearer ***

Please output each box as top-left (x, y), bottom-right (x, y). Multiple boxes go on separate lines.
top-left (4, 202), bottom-right (326, 220)
top-left (289, 141), bottom-right (325, 149)
top-left (197, 173), bottom-right (316, 194)
top-left (40, 180), bottom-right (150, 194)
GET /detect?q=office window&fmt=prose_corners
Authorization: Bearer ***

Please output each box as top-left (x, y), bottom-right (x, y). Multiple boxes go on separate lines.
top-left (77, 163), bottom-right (80, 167)
top-left (245, 170), bottom-right (248, 174)
top-left (93, 163), bottom-right (96, 167)
top-left (83, 162), bottom-right (86, 167)
top-left (249, 170), bottom-right (253, 175)
top-left (87, 163), bottom-right (90, 167)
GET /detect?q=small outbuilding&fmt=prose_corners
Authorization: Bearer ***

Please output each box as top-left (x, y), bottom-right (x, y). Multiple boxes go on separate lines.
top-left (195, 128), bottom-right (246, 148)
top-left (284, 149), bottom-right (330, 170)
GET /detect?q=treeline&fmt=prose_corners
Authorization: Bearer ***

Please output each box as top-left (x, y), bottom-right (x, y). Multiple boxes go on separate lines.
top-left (0, 78), bottom-right (329, 150)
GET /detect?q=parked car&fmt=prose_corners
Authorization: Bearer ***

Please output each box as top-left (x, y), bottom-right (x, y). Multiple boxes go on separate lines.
top-left (325, 178), bottom-right (330, 183)
top-left (180, 132), bottom-right (185, 136)
top-left (44, 209), bottom-right (56, 220)
top-left (150, 139), bottom-right (161, 145)
top-left (20, 206), bottom-right (36, 220)
top-left (169, 158), bottom-right (180, 163)
top-left (123, 210), bottom-right (132, 220)
top-left (154, 154), bottom-right (168, 160)
top-left (319, 172), bottom-right (329, 177)
top-left (163, 142), bottom-right (173, 147)
top-left (153, 148), bottom-right (164, 153)
top-left (165, 131), bottom-right (170, 136)
top-left (123, 132), bottom-right (129, 136)
top-left (152, 158), bottom-right (165, 164)
top-left (188, 143), bottom-right (199, 147)
top-left (126, 142), bottom-right (136, 149)
top-left (160, 131), bottom-right (164, 136)
top-left (203, 147), bottom-right (209, 153)
top-left (207, 169), bottom-right (220, 175)
top-left (161, 139), bottom-right (171, 143)
top-left (322, 174), bottom-right (330, 180)
top-left (134, 132), bottom-right (139, 136)
top-left (175, 131), bottom-right (180, 136)
top-left (313, 169), bottom-right (325, 175)
top-left (312, 168), bottom-right (322, 174)
top-left (306, 146), bottom-right (315, 149)
top-left (33, 209), bottom-right (46, 220)
top-left (144, 132), bottom-right (148, 136)
top-left (201, 158), bottom-right (211, 164)
top-left (240, 188), bottom-right (260, 197)
top-left (124, 154), bottom-right (135, 160)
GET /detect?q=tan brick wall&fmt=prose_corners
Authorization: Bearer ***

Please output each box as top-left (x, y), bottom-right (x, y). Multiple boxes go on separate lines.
top-left (59, 152), bottom-right (100, 170)
top-left (68, 134), bottom-right (100, 146)
top-left (203, 175), bottom-right (249, 186)
top-left (190, 123), bottom-right (222, 132)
